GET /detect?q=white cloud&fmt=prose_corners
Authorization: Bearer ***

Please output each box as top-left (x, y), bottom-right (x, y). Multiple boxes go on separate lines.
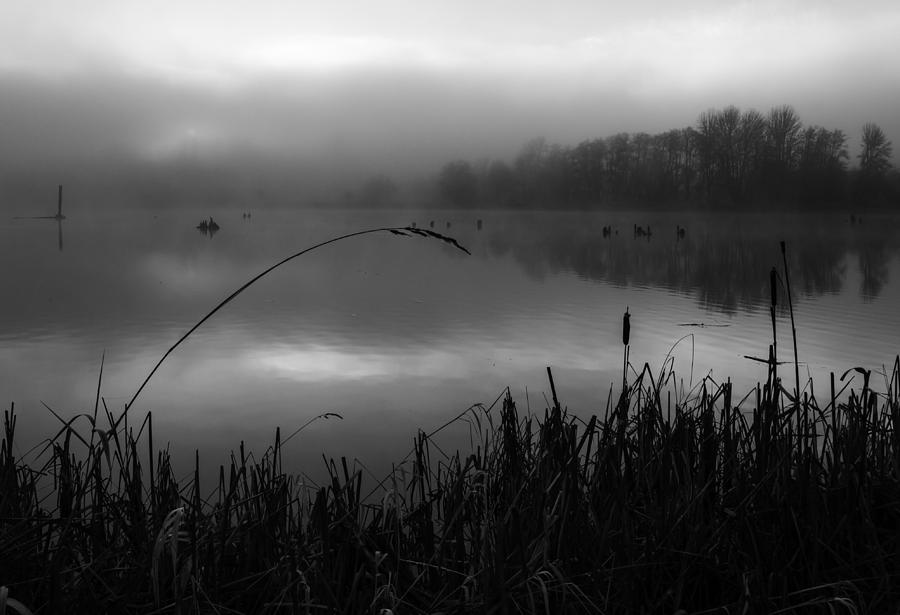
top-left (5, 0), bottom-right (898, 84)
top-left (251, 344), bottom-right (473, 382)
top-left (1, 0), bottom-right (898, 170)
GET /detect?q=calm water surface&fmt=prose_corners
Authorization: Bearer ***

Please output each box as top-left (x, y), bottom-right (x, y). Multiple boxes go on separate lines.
top-left (3, 207), bottom-right (899, 479)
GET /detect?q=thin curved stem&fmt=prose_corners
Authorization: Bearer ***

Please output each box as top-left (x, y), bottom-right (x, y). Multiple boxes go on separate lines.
top-left (120, 225), bottom-right (468, 423)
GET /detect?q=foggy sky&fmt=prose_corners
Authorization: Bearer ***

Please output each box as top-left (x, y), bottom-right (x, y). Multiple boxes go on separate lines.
top-left (2, 0), bottom-right (898, 202)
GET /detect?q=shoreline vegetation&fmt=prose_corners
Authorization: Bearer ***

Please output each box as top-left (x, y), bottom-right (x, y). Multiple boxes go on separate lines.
top-left (3, 231), bottom-right (900, 613)
top-left (248, 104), bottom-right (900, 212)
top-left (424, 107), bottom-right (897, 212)
top-left (5, 105), bottom-right (896, 214)
top-left (3, 355), bottom-right (900, 613)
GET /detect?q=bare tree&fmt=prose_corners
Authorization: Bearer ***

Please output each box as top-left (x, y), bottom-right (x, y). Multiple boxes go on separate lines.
top-left (439, 160), bottom-right (478, 207)
top-left (859, 122), bottom-right (893, 177)
top-left (854, 123), bottom-right (894, 205)
top-left (736, 109), bottom-right (767, 197)
top-left (570, 139), bottom-right (607, 203)
top-left (695, 109), bottom-right (718, 196)
top-left (766, 105), bottom-right (803, 169)
top-left (762, 104), bottom-right (803, 199)
top-left (605, 133), bottom-right (631, 196)
top-left (695, 106), bottom-right (742, 200)
top-left (483, 159), bottom-right (515, 206)
top-left (797, 126), bottom-right (848, 203)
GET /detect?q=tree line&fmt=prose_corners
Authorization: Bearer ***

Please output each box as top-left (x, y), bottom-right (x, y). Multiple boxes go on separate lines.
top-left (433, 105), bottom-right (896, 209)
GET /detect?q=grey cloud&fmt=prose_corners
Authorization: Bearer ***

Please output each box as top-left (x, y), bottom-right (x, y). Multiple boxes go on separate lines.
top-left (1, 60), bottom-right (898, 207)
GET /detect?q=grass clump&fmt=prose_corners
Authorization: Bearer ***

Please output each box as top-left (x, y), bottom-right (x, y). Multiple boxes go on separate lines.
top-left (3, 233), bottom-right (899, 613)
top-left (2, 353), bottom-right (900, 613)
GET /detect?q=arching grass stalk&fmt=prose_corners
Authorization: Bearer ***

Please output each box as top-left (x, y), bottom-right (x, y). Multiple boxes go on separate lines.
top-left (781, 241), bottom-right (803, 452)
top-left (120, 226), bottom-right (470, 422)
top-left (769, 266), bottom-right (778, 384)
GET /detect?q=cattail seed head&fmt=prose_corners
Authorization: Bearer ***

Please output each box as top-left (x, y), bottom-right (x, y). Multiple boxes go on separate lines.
top-left (623, 307), bottom-right (631, 346)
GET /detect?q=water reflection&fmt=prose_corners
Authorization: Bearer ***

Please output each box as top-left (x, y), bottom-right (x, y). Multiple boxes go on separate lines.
top-left (11, 214), bottom-right (66, 252)
top-left (3, 207), bottom-right (900, 482)
top-left (196, 216), bottom-right (221, 238)
top-left (5, 210), bottom-right (898, 341)
top-left (475, 211), bottom-right (899, 311)
top-left (859, 239), bottom-right (891, 300)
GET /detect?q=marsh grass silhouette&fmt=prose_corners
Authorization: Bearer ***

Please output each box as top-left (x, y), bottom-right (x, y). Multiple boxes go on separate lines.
top-left (2, 242), bottom-right (900, 613)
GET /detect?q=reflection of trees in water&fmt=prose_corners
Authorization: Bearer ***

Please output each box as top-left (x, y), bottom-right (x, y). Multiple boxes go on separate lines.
top-left (691, 238), bottom-right (849, 313)
top-left (794, 243), bottom-right (846, 297)
top-left (690, 239), bottom-right (775, 314)
top-left (858, 241), bottom-right (890, 300)
top-left (482, 215), bottom-right (897, 314)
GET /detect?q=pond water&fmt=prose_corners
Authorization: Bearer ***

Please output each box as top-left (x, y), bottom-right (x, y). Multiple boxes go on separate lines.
top-left (2, 206), bottom-right (899, 481)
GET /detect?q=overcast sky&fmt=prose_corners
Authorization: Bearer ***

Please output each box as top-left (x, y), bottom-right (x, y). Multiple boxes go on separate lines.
top-left (1, 0), bottom-right (898, 186)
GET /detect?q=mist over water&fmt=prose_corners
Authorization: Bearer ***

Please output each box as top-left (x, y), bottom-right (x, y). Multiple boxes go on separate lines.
top-left (5, 6), bottom-right (900, 612)
top-left (2, 206), bottom-right (898, 480)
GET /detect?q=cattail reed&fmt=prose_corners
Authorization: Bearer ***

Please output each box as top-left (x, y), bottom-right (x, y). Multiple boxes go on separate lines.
top-left (5, 353), bottom-right (900, 613)
top-left (769, 266), bottom-right (778, 382)
top-left (781, 241), bottom-right (803, 443)
top-left (4, 246), bottom-right (900, 614)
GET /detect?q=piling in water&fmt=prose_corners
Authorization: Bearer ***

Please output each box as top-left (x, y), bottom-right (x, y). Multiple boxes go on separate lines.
top-left (55, 185), bottom-right (65, 220)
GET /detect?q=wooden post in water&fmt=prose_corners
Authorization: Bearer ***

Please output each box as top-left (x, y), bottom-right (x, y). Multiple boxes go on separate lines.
top-left (57, 185), bottom-right (63, 219)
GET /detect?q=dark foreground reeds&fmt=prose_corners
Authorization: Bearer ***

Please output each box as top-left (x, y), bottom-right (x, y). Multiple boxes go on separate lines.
top-left (3, 352), bottom-right (900, 614)
top-left (3, 232), bottom-right (899, 613)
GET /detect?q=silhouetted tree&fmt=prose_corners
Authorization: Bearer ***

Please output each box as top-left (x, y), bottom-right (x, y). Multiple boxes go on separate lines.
top-left (439, 160), bottom-right (478, 207)
top-left (736, 109), bottom-right (767, 200)
top-left (629, 132), bottom-right (656, 199)
top-left (860, 123), bottom-right (892, 176)
top-left (764, 105), bottom-right (803, 199)
top-left (605, 133), bottom-right (631, 196)
top-left (360, 174), bottom-right (397, 207)
top-left (570, 139), bottom-right (607, 203)
top-left (695, 107), bottom-right (747, 201)
top-left (482, 159), bottom-right (516, 207)
top-left (695, 110), bottom-right (717, 197)
top-left (679, 127), bottom-right (698, 198)
top-left (718, 107), bottom-right (743, 199)
top-left (651, 130), bottom-right (684, 200)
top-left (767, 105), bottom-right (802, 167)
top-left (542, 144), bottom-right (575, 206)
top-left (513, 137), bottom-right (551, 207)
top-left (856, 123), bottom-right (893, 205)
top-left (797, 126), bottom-right (848, 204)
top-left (428, 102), bottom-right (862, 209)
